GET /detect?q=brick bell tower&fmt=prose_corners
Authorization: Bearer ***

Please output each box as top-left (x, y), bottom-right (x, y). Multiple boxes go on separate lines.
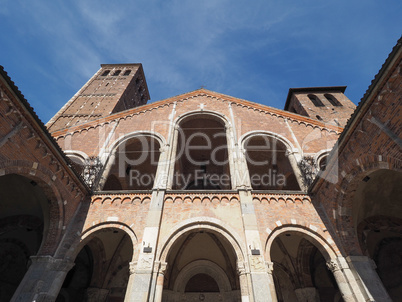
top-left (46, 63), bottom-right (150, 132)
top-left (284, 86), bottom-right (356, 127)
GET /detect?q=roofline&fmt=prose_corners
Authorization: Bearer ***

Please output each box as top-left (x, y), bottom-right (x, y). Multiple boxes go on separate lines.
top-left (0, 65), bottom-right (91, 194)
top-left (100, 63), bottom-right (142, 67)
top-left (284, 86), bottom-right (347, 110)
top-left (309, 36), bottom-right (402, 193)
top-left (50, 88), bottom-right (343, 137)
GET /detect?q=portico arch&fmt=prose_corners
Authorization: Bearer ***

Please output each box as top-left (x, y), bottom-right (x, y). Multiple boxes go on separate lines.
top-left (157, 218), bottom-right (246, 301)
top-left (59, 223), bottom-right (136, 302)
top-left (266, 226), bottom-right (343, 302)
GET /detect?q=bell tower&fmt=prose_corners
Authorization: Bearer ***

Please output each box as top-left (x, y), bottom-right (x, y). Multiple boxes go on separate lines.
top-left (46, 63), bottom-right (150, 132)
top-left (284, 86), bottom-right (356, 127)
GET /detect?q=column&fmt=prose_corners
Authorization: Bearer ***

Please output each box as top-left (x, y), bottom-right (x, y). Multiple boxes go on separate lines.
top-left (124, 190), bottom-right (166, 302)
top-left (154, 262), bottom-right (167, 302)
top-left (326, 257), bottom-right (366, 302)
top-left (346, 256), bottom-right (392, 302)
top-left (265, 261), bottom-right (278, 302)
top-left (11, 256), bottom-right (74, 302)
top-left (238, 190), bottom-right (275, 302)
top-left (237, 261), bottom-right (251, 302)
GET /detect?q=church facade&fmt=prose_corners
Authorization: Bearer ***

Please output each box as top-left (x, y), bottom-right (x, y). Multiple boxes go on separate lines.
top-left (0, 38), bottom-right (400, 302)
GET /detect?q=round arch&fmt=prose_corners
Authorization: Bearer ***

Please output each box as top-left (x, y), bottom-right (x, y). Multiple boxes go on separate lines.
top-left (173, 260), bottom-right (232, 293)
top-left (333, 155), bottom-right (402, 254)
top-left (157, 217), bottom-right (246, 264)
top-left (170, 110), bottom-right (235, 190)
top-left (239, 130), bottom-right (299, 155)
top-left (265, 225), bottom-right (339, 262)
top-left (72, 222), bottom-right (138, 261)
top-left (0, 160), bottom-right (65, 255)
top-left (174, 109), bottom-right (232, 129)
top-left (106, 131), bottom-right (167, 156)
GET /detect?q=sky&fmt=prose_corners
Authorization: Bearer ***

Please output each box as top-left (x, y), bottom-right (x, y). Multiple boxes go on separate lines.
top-left (0, 1), bottom-right (401, 124)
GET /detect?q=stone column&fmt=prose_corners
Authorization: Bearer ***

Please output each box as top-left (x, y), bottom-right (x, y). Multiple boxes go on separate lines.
top-left (346, 256), bottom-right (392, 302)
top-left (97, 148), bottom-right (117, 190)
top-left (266, 261), bottom-right (278, 302)
top-left (154, 262), bottom-right (167, 302)
top-left (11, 255), bottom-right (74, 302)
top-left (237, 261), bottom-right (251, 302)
top-left (326, 258), bottom-right (357, 302)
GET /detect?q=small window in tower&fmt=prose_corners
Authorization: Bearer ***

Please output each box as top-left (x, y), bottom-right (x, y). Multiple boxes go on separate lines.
top-left (123, 70), bottom-right (131, 76)
top-left (101, 70), bottom-right (110, 76)
top-left (308, 94), bottom-right (324, 107)
top-left (112, 70), bottom-right (121, 76)
top-left (316, 115), bottom-right (323, 121)
top-left (319, 155), bottom-right (328, 171)
top-left (324, 94), bottom-right (342, 106)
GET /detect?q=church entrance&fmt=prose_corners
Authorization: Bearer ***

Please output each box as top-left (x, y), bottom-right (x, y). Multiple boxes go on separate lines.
top-left (162, 230), bottom-right (241, 301)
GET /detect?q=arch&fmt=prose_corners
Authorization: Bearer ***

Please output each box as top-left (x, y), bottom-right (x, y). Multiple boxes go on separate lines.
top-left (333, 155), bottom-right (401, 253)
top-left (68, 222), bottom-right (138, 261)
top-left (171, 110), bottom-right (234, 190)
top-left (64, 150), bottom-right (89, 162)
top-left (240, 131), bottom-right (302, 190)
top-left (0, 161), bottom-right (64, 255)
top-left (173, 260), bottom-right (232, 293)
top-left (239, 130), bottom-right (298, 154)
top-left (101, 131), bottom-right (165, 191)
top-left (265, 225), bottom-right (339, 262)
top-left (308, 94), bottom-right (324, 107)
top-left (324, 94), bottom-right (342, 106)
top-left (157, 217), bottom-right (246, 263)
top-left (106, 130), bottom-right (167, 156)
top-left (173, 109), bottom-right (232, 128)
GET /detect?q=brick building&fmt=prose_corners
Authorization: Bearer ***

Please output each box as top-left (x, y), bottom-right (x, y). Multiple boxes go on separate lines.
top-left (0, 37), bottom-right (400, 302)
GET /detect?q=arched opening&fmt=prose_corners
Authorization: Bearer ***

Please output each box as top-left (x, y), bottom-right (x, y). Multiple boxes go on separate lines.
top-left (244, 135), bottom-right (300, 190)
top-left (162, 230), bottom-right (241, 301)
top-left (308, 94), bottom-right (324, 107)
top-left (318, 154), bottom-right (328, 172)
top-left (354, 169), bottom-right (402, 300)
top-left (270, 232), bottom-right (342, 301)
top-left (172, 114), bottom-right (231, 190)
top-left (324, 94), bottom-right (342, 106)
top-left (0, 174), bottom-right (50, 301)
top-left (103, 135), bottom-right (161, 190)
top-left (57, 227), bottom-right (134, 302)
top-left (67, 153), bottom-right (86, 176)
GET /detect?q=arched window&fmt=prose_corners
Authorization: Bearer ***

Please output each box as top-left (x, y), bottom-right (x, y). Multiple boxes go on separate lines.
top-left (244, 135), bottom-right (300, 190)
top-left (324, 94), bottom-right (342, 106)
top-left (318, 155), bottom-right (328, 171)
top-left (123, 70), bottom-right (131, 76)
top-left (308, 94), bottom-right (324, 107)
top-left (112, 70), bottom-right (121, 76)
top-left (172, 114), bottom-right (231, 190)
top-left (103, 135), bottom-right (161, 190)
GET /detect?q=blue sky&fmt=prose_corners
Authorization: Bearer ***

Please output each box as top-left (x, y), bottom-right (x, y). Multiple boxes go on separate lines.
top-left (1, 1), bottom-right (401, 124)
